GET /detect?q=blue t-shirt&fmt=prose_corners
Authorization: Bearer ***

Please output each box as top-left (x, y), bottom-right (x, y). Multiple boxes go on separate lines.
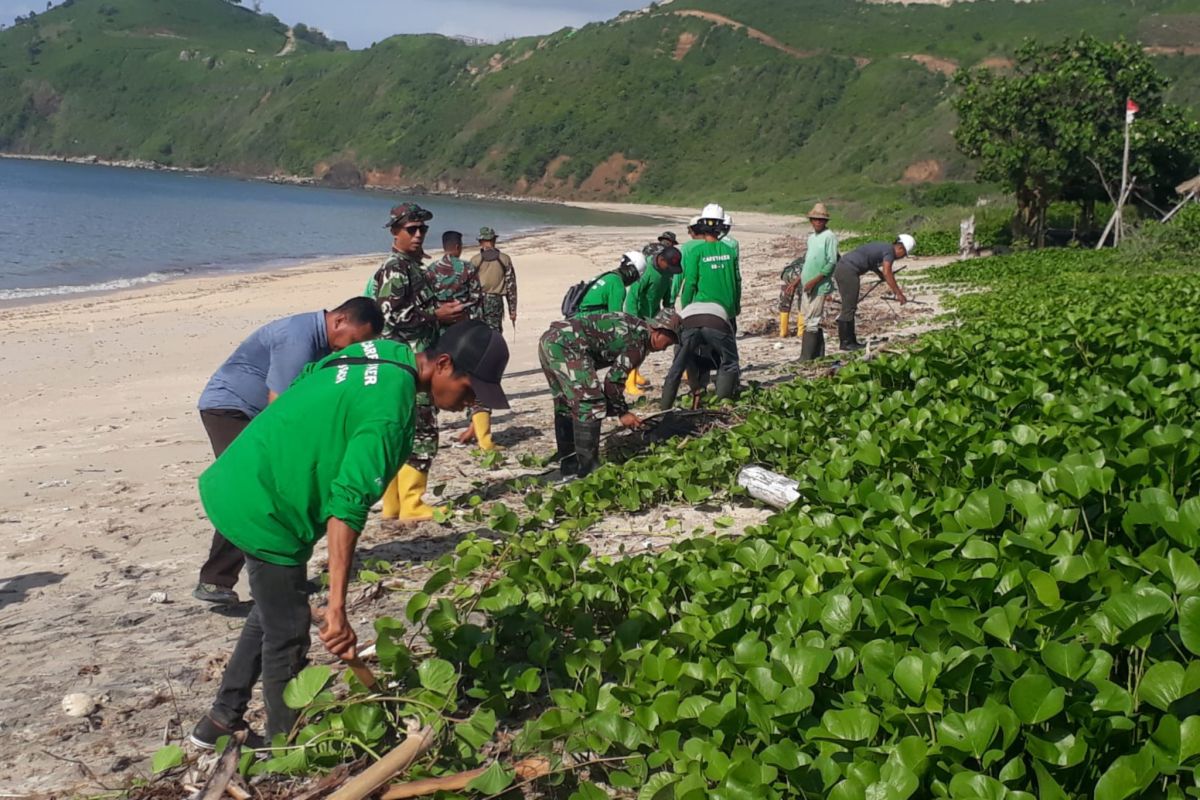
top-left (198, 311), bottom-right (329, 417)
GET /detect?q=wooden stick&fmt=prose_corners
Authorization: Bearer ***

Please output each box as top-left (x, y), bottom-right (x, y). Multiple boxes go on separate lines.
top-left (345, 656), bottom-right (380, 692)
top-left (196, 730), bottom-right (245, 800)
top-left (327, 726), bottom-right (437, 800)
top-left (381, 757), bottom-right (551, 799)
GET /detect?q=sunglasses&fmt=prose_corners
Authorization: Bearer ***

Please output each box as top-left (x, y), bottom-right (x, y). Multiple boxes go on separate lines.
top-left (399, 224), bottom-right (429, 235)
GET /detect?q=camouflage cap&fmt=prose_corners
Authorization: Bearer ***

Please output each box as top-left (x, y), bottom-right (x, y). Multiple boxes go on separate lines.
top-left (477, 226), bottom-right (498, 242)
top-left (384, 203), bottom-right (433, 229)
top-left (658, 231), bottom-right (679, 245)
top-left (649, 309), bottom-right (682, 339)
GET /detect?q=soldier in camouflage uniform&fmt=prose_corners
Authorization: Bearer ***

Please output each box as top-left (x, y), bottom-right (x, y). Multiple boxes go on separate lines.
top-left (470, 227), bottom-right (518, 333)
top-left (369, 203), bottom-right (468, 522)
top-left (539, 309), bottom-right (681, 477)
top-left (778, 256), bottom-right (805, 326)
top-left (426, 230), bottom-right (483, 331)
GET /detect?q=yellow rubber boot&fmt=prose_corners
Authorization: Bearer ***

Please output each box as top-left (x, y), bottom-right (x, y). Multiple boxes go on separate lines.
top-left (380, 473), bottom-right (401, 520)
top-left (472, 410), bottom-right (497, 451)
top-left (634, 368), bottom-right (650, 388)
top-left (796, 315), bottom-right (806, 338)
top-left (397, 465), bottom-right (435, 523)
top-left (625, 370), bottom-right (645, 396)
top-left (778, 312), bottom-right (790, 338)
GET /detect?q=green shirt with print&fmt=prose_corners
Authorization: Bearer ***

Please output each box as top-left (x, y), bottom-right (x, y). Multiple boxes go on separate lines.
top-left (199, 339), bottom-right (417, 567)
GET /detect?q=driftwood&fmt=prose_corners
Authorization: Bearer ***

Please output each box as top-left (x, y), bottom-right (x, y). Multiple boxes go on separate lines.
top-left (737, 465), bottom-right (801, 509)
top-left (196, 730), bottom-right (245, 800)
top-left (381, 757), bottom-right (552, 799)
top-left (327, 726), bottom-right (437, 800)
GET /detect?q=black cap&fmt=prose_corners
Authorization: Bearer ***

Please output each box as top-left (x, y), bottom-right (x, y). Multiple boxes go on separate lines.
top-left (656, 246), bottom-right (683, 275)
top-left (432, 321), bottom-right (510, 409)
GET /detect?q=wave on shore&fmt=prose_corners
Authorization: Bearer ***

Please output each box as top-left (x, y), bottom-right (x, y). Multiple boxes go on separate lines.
top-left (0, 271), bottom-right (182, 302)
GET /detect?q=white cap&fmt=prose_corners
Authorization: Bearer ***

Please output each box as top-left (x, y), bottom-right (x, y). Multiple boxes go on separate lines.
top-left (897, 234), bottom-right (916, 256)
top-left (700, 203), bottom-right (725, 221)
top-left (623, 250), bottom-right (648, 276)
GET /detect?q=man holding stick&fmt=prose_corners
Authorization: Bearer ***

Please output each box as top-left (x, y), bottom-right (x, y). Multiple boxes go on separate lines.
top-left (189, 322), bottom-right (510, 749)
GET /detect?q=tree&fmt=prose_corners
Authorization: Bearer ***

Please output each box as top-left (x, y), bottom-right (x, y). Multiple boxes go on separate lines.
top-left (954, 36), bottom-right (1200, 246)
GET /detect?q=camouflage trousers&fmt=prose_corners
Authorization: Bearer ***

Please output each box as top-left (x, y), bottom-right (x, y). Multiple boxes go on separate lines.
top-left (538, 336), bottom-right (609, 424)
top-left (406, 392), bottom-right (439, 472)
top-left (480, 294), bottom-right (506, 333)
top-left (778, 263), bottom-right (803, 312)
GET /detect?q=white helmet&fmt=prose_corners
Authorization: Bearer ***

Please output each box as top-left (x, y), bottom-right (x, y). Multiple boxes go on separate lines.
top-left (700, 203), bottom-right (726, 221)
top-left (723, 213), bottom-right (734, 227)
top-left (897, 234), bottom-right (916, 256)
top-left (623, 250), bottom-right (648, 276)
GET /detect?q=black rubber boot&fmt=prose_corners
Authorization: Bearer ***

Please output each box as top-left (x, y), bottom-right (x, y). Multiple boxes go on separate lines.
top-left (816, 328), bottom-right (826, 358)
top-left (573, 420), bottom-right (602, 478)
top-left (552, 414), bottom-right (575, 460)
top-left (799, 330), bottom-right (822, 361)
top-left (838, 320), bottom-right (864, 352)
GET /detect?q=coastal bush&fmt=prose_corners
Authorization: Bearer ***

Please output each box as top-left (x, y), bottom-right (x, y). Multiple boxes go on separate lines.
top-left (223, 214), bottom-right (1200, 798)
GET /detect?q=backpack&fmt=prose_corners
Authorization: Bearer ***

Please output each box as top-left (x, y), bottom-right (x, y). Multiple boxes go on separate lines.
top-left (561, 273), bottom-right (610, 317)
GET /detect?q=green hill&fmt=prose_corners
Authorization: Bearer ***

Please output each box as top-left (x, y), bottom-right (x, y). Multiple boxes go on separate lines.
top-left (2, 0), bottom-right (1199, 215)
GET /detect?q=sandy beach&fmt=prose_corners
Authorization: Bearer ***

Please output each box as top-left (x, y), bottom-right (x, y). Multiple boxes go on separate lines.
top-left (0, 202), bottom-right (951, 795)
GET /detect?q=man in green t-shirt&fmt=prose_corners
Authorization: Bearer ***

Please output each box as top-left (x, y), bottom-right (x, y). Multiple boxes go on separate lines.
top-left (680, 209), bottom-right (741, 322)
top-left (576, 252), bottom-right (645, 316)
top-left (189, 321), bottom-right (509, 750)
top-left (789, 203), bottom-right (839, 361)
top-left (622, 246), bottom-right (682, 395)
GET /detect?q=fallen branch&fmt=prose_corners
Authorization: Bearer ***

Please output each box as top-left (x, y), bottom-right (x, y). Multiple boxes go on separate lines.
top-left (196, 730), bottom-right (245, 800)
top-left (381, 757), bottom-right (551, 799)
top-left (327, 726), bottom-right (437, 800)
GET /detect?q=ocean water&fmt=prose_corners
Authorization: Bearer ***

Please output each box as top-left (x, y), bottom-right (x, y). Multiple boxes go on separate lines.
top-left (0, 158), bottom-right (651, 301)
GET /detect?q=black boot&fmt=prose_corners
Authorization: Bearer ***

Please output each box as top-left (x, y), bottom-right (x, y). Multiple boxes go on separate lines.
top-left (552, 413), bottom-right (578, 474)
top-left (816, 328), bottom-right (826, 357)
top-left (573, 420), bottom-right (602, 478)
top-left (799, 330), bottom-right (821, 361)
top-left (552, 414), bottom-right (575, 460)
top-left (838, 320), bottom-right (864, 351)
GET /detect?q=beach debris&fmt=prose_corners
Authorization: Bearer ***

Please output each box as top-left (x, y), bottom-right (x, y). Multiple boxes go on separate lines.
top-left (61, 693), bottom-right (99, 717)
top-left (37, 479), bottom-right (70, 489)
top-left (737, 465), bottom-right (802, 509)
top-left (148, 591), bottom-right (169, 604)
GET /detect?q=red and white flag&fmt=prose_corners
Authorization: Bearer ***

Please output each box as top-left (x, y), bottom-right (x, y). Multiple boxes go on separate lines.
top-left (1126, 98), bottom-right (1140, 124)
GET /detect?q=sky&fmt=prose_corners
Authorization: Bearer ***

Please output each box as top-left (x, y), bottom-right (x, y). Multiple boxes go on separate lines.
top-left (0, 0), bottom-right (652, 46)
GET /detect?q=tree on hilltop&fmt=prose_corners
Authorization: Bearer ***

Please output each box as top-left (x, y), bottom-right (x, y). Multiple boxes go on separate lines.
top-left (954, 35), bottom-right (1200, 246)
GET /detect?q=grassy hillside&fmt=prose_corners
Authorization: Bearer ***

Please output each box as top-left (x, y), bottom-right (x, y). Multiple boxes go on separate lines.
top-left (2, 0), bottom-right (1199, 216)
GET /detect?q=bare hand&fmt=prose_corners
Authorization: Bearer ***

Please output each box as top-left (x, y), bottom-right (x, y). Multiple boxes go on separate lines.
top-left (786, 279), bottom-right (802, 293)
top-left (435, 301), bottom-right (466, 323)
top-left (896, 291), bottom-right (908, 305)
top-left (318, 607), bottom-right (357, 661)
top-left (619, 412), bottom-right (643, 430)
top-left (509, 313), bottom-right (517, 322)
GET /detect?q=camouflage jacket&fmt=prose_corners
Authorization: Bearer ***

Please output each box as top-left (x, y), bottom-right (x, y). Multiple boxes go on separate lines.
top-left (370, 250), bottom-right (440, 352)
top-left (470, 248), bottom-right (518, 316)
top-left (541, 312), bottom-right (651, 417)
top-left (427, 254), bottom-right (483, 323)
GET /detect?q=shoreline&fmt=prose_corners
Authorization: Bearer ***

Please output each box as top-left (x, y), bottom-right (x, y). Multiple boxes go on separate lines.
top-left (0, 150), bottom-right (683, 210)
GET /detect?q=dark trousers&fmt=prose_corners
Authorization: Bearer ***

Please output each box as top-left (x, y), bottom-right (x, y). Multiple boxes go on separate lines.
top-left (198, 409), bottom-right (252, 588)
top-left (834, 262), bottom-right (862, 323)
top-left (661, 326), bottom-right (740, 407)
top-left (210, 555), bottom-right (311, 739)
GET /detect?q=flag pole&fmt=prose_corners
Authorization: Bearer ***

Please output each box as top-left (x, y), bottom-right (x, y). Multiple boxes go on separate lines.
top-left (1117, 98), bottom-right (1135, 244)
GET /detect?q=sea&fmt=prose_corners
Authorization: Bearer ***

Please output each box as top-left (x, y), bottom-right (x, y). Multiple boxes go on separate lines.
top-left (0, 157), bottom-right (652, 302)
